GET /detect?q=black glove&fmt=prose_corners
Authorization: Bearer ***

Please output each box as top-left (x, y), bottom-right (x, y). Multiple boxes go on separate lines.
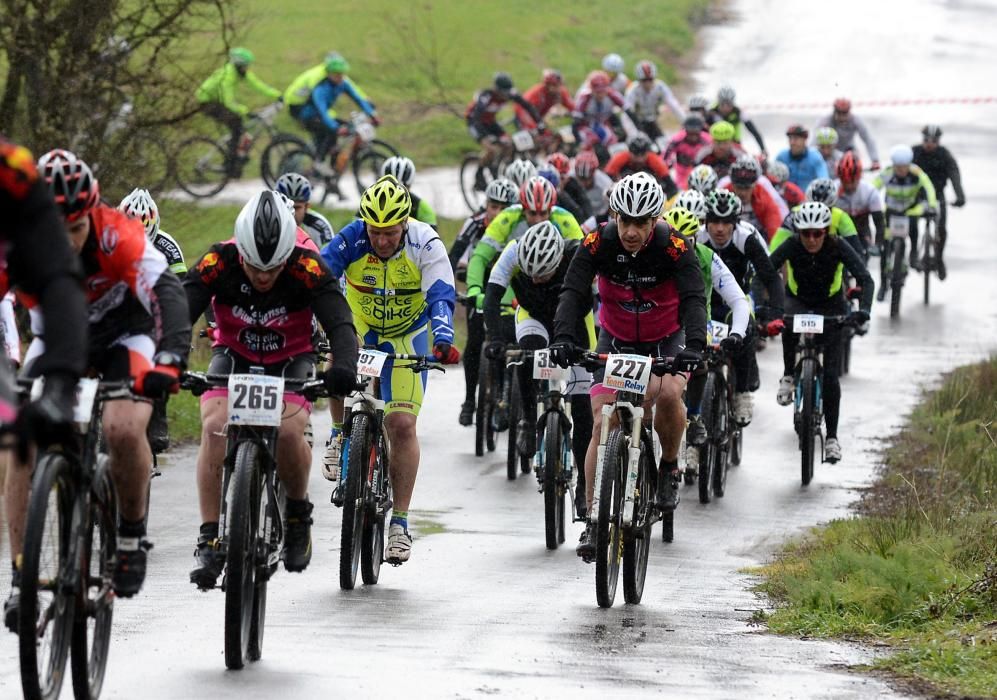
top-left (548, 341), bottom-right (580, 369)
top-left (672, 347), bottom-right (702, 373)
top-left (483, 340), bottom-right (505, 361)
top-left (16, 372), bottom-right (77, 460)
top-left (849, 309), bottom-right (870, 325)
top-left (719, 333), bottom-right (743, 354)
top-left (324, 367), bottom-right (357, 397)
top-left (952, 197), bottom-right (966, 208)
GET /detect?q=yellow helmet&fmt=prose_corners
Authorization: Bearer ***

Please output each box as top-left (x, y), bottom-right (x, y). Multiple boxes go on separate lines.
top-left (359, 174), bottom-right (411, 227)
top-left (709, 120), bottom-right (735, 142)
top-left (665, 206), bottom-right (701, 240)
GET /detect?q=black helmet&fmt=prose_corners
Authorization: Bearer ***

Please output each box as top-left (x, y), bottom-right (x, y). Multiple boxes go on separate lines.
top-left (494, 72), bottom-right (514, 94)
top-left (628, 133), bottom-right (653, 156)
top-left (683, 114), bottom-right (706, 132)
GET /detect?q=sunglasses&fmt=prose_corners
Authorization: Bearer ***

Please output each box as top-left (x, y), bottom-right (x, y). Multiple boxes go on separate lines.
top-left (524, 209), bottom-right (549, 217)
top-left (799, 229), bottom-right (827, 239)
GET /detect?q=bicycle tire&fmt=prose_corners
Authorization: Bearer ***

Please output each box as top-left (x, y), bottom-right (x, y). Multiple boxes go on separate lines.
top-left (352, 139), bottom-right (400, 194)
top-left (224, 441), bottom-right (263, 670)
top-left (174, 136), bottom-right (229, 198)
top-left (260, 134), bottom-right (311, 187)
top-left (595, 429), bottom-right (625, 608)
top-left (506, 370), bottom-right (521, 481)
top-left (475, 347), bottom-right (492, 457)
top-left (19, 454), bottom-right (76, 700)
top-left (800, 360), bottom-right (817, 486)
top-left (361, 431), bottom-right (390, 585)
top-left (622, 435), bottom-right (654, 604)
top-left (922, 229), bottom-right (932, 306)
top-left (712, 383), bottom-right (730, 498)
top-left (543, 412), bottom-right (562, 550)
top-left (731, 426), bottom-right (743, 467)
top-left (340, 414), bottom-right (372, 590)
top-left (890, 237), bottom-right (905, 319)
top-left (70, 456), bottom-right (116, 700)
top-left (698, 372), bottom-right (717, 504)
top-left (248, 476), bottom-right (280, 662)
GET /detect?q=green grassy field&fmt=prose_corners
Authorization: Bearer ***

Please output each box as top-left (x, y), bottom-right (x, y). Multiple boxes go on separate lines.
top-left (217, 0), bottom-right (708, 166)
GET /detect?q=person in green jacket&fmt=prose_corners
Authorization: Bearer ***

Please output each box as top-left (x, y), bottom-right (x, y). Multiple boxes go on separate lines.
top-left (284, 52), bottom-right (371, 121)
top-left (196, 47), bottom-right (282, 166)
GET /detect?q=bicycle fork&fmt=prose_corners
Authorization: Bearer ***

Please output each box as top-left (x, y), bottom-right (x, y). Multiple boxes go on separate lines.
top-left (590, 401), bottom-right (644, 528)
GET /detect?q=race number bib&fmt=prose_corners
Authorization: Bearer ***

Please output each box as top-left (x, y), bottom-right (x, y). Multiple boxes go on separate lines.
top-left (888, 215), bottom-right (910, 239)
top-left (357, 349), bottom-right (389, 378)
top-left (532, 349), bottom-right (570, 382)
top-left (356, 122), bottom-right (376, 143)
top-left (603, 353), bottom-right (652, 395)
top-left (708, 320), bottom-right (730, 344)
top-left (792, 314), bottom-right (825, 334)
top-left (228, 374), bottom-right (284, 427)
top-left (511, 130), bottom-right (535, 152)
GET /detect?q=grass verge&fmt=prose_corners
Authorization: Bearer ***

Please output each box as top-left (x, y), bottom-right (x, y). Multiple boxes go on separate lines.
top-left (750, 357), bottom-right (997, 698)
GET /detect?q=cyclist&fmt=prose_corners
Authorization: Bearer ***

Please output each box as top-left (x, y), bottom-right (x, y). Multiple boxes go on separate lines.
top-left (515, 68), bottom-right (576, 131)
top-left (275, 172), bottom-right (335, 248)
top-left (449, 178), bottom-right (519, 425)
top-left (812, 98), bottom-right (880, 170)
top-left (872, 144), bottom-right (937, 293)
top-left (673, 189), bottom-right (707, 224)
top-left (624, 59), bottom-right (685, 142)
top-left (688, 94), bottom-right (710, 120)
top-left (294, 54), bottom-right (378, 179)
top-left (548, 152), bottom-right (592, 222)
top-left (467, 73), bottom-right (542, 184)
top-left (695, 121), bottom-right (746, 180)
top-left (835, 152), bottom-right (884, 255)
top-left (769, 178), bottom-right (864, 259)
top-left (549, 172), bottom-right (707, 558)
top-left (720, 154), bottom-right (788, 241)
top-left (569, 150), bottom-right (614, 229)
top-left (707, 84), bottom-right (767, 156)
top-left (381, 156), bottom-right (438, 230)
top-left (322, 175), bottom-right (459, 564)
top-left (664, 114), bottom-right (712, 189)
top-left (504, 158), bottom-right (538, 189)
top-left (912, 124), bottom-right (966, 279)
top-left (687, 163), bottom-right (720, 195)
top-left (815, 126), bottom-right (843, 178)
top-left (0, 138), bottom-right (88, 630)
top-left (770, 202), bottom-right (873, 463)
top-left (537, 163), bottom-right (587, 223)
top-left (604, 133), bottom-right (679, 198)
top-left (185, 190), bottom-right (358, 588)
top-left (483, 223), bottom-right (595, 517)
top-left (601, 53), bottom-right (630, 94)
top-left (766, 160), bottom-right (805, 208)
top-left (696, 190), bottom-right (784, 428)
top-left (284, 51), bottom-right (371, 122)
top-left (775, 124), bottom-right (829, 191)
top-left (119, 188), bottom-right (188, 454)
top-left (572, 71), bottom-right (626, 153)
top-left (195, 47), bottom-right (282, 170)
top-left (25, 150), bottom-right (191, 599)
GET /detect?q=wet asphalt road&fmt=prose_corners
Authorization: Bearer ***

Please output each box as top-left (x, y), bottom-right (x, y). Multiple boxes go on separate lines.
top-left (3, 0), bottom-right (997, 697)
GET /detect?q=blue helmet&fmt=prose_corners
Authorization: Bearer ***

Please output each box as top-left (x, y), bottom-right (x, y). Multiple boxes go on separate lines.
top-left (276, 172), bottom-right (312, 203)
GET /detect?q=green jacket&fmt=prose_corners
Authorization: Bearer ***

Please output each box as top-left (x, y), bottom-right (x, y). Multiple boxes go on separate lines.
top-left (196, 63), bottom-right (281, 116)
top-left (284, 64), bottom-right (371, 111)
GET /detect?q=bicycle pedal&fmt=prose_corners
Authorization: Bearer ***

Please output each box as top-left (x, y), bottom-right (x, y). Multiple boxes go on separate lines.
top-left (330, 487), bottom-right (344, 507)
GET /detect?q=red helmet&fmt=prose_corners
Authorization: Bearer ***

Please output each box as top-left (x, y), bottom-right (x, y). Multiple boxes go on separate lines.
top-left (589, 71), bottom-right (610, 90)
top-left (837, 151), bottom-right (863, 185)
top-left (573, 150), bottom-right (599, 179)
top-left (833, 97), bottom-right (851, 113)
top-left (546, 152), bottom-right (570, 177)
top-left (37, 149), bottom-right (100, 222)
top-left (542, 68), bottom-right (562, 87)
top-left (520, 176), bottom-right (557, 212)
top-left (635, 60), bottom-right (656, 81)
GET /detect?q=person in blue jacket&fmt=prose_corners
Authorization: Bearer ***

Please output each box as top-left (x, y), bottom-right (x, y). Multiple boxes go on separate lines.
top-left (775, 124), bottom-right (829, 192)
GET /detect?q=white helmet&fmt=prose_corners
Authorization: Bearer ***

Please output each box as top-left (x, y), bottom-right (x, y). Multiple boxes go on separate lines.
top-left (485, 177), bottom-right (519, 205)
top-left (805, 178), bottom-right (838, 207)
top-left (517, 221), bottom-right (565, 279)
top-left (602, 53), bottom-right (624, 73)
top-left (688, 94), bottom-right (709, 111)
top-left (610, 172), bottom-right (664, 219)
top-left (234, 190), bottom-right (297, 270)
top-left (380, 156), bottom-right (415, 188)
top-left (687, 164), bottom-right (719, 194)
top-left (119, 188), bottom-right (159, 240)
top-left (504, 158), bottom-right (537, 188)
top-left (793, 201), bottom-right (832, 230)
top-left (674, 189), bottom-right (707, 221)
top-left (890, 144), bottom-right (914, 167)
top-left (767, 160), bottom-right (790, 184)
top-left (717, 84), bottom-right (736, 103)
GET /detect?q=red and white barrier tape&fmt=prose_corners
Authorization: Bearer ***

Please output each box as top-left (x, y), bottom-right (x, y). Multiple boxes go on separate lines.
top-left (743, 96), bottom-right (997, 111)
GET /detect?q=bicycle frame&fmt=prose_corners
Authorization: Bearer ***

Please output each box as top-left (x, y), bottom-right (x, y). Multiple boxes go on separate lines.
top-left (591, 389), bottom-right (646, 529)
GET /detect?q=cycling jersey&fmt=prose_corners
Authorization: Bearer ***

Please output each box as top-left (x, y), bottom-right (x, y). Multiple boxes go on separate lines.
top-left (693, 243), bottom-right (750, 336)
top-left (196, 63), bottom-right (280, 116)
top-left (297, 78), bottom-right (375, 133)
top-left (284, 64), bottom-right (370, 109)
top-left (812, 113), bottom-right (880, 162)
top-left (185, 240), bottom-right (357, 368)
top-left (696, 221), bottom-right (784, 318)
top-left (151, 230), bottom-right (187, 275)
top-left (769, 232), bottom-right (874, 308)
top-left (515, 84), bottom-right (575, 129)
top-left (775, 147), bottom-right (829, 191)
top-left (554, 221), bottom-right (707, 348)
top-left (768, 176), bottom-right (805, 208)
top-left (449, 211), bottom-right (488, 272)
top-left (572, 171), bottom-right (614, 218)
top-left (409, 193), bottom-right (438, 230)
top-left (301, 210), bottom-right (335, 248)
top-left (717, 177), bottom-right (788, 241)
top-left (694, 143), bottom-right (746, 179)
top-left (624, 80), bottom-right (685, 124)
top-left (664, 131), bottom-right (712, 188)
top-left (836, 181), bottom-right (883, 240)
top-left (1, 293), bottom-right (18, 365)
top-left (604, 151), bottom-right (670, 181)
top-left (706, 105), bottom-right (766, 152)
top-left (572, 88), bottom-right (625, 124)
top-left (465, 88), bottom-right (539, 129)
top-left (821, 148), bottom-right (843, 179)
top-left (912, 144), bottom-right (965, 201)
top-left (322, 219), bottom-right (455, 344)
top-left (872, 164), bottom-right (937, 215)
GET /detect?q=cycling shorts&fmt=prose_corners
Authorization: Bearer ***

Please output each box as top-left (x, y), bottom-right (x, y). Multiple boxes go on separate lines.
top-left (590, 328), bottom-right (685, 397)
top-left (468, 121), bottom-right (505, 143)
top-left (202, 347), bottom-right (316, 412)
top-left (23, 333), bottom-right (154, 383)
top-left (355, 317), bottom-right (430, 416)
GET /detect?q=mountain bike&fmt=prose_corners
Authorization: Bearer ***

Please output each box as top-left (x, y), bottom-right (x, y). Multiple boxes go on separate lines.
top-left (583, 352), bottom-right (675, 608)
top-left (503, 346), bottom-right (531, 480)
top-left (334, 350), bottom-right (442, 590)
top-left (915, 214), bottom-right (938, 306)
top-left (459, 125), bottom-right (542, 212)
top-left (17, 379), bottom-right (135, 700)
top-left (174, 102), bottom-right (308, 198)
top-left (275, 112), bottom-right (399, 203)
top-left (180, 371), bottom-right (328, 670)
top-left (880, 211), bottom-right (921, 319)
top-left (696, 321), bottom-right (738, 505)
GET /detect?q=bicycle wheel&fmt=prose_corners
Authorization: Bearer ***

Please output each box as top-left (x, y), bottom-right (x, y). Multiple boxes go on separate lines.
top-left (506, 370), bottom-right (521, 481)
top-left (132, 134), bottom-right (171, 194)
top-left (340, 413), bottom-right (372, 590)
top-left (698, 373), bottom-right (717, 505)
top-left (731, 425), bottom-right (743, 467)
top-left (712, 383), bottom-right (730, 498)
top-left (459, 153), bottom-right (491, 212)
top-left (19, 454), bottom-right (76, 700)
top-left (595, 429), bottom-right (626, 608)
top-left (352, 139), bottom-right (399, 194)
top-left (260, 134), bottom-right (311, 187)
top-left (622, 435), bottom-right (654, 604)
top-left (890, 238), bottom-right (905, 319)
top-left (921, 231), bottom-right (932, 306)
top-left (224, 441), bottom-right (264, 670)
top-left (361, 431), bottom-right (390, 585)
top-left (800, 360), bottom-right (817, 486)
top-left (247, 476), bottom-right (281, 662)
top-left (543, 412), bottom-right (563, 550)
top-left (70, 456), bottom-right (116, 700)
top-left (475, 348), bottom-right (493, 457)
top-left (174, 136), bottom-right (229, 198)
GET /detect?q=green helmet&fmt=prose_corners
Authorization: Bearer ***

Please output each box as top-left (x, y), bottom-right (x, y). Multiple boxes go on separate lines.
top-left (709, 120), bottom-right (736, 142)
top-left (229, 47), bottom-right (255, 67)
top-left (324, 54), bottom-right (350, 73)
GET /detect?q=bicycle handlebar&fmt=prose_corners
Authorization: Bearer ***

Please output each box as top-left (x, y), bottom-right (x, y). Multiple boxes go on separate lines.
top-left (180, 371), bottom-right (330, 402)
